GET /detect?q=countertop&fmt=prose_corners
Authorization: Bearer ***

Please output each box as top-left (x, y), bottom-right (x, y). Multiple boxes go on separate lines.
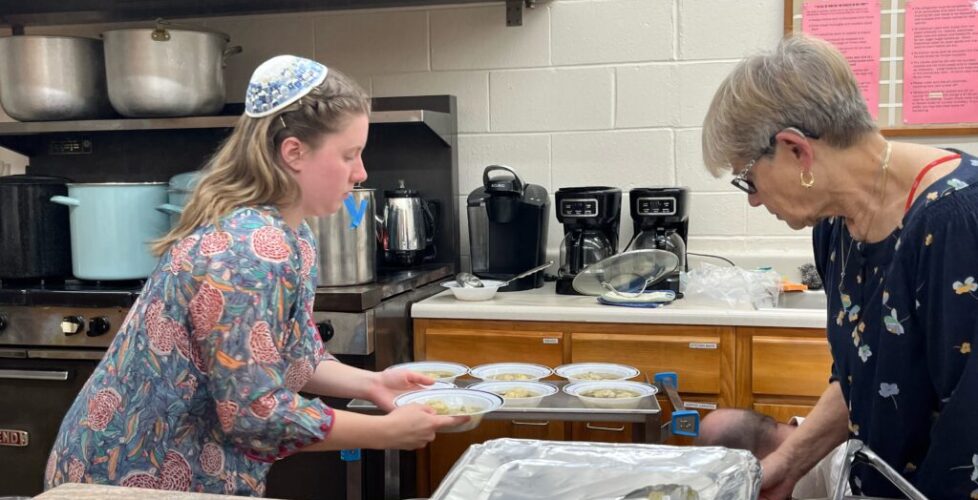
top-left (412, 282), bottom-right (827, 329)
top-left (33, 483), bottom-right (280, 499)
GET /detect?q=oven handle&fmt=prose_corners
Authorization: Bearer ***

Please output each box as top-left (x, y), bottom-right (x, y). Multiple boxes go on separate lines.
top-left (0, 369), bottom-right (70, 381)
top-left (27, 349), bottom-right (105, 361)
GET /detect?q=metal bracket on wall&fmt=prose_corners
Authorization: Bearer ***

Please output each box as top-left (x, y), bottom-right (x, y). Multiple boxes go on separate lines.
top-left (506, 0), bottom-right (537, 27)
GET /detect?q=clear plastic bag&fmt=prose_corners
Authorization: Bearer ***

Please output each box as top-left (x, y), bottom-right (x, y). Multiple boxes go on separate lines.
top-left (680, 263), bottom-right (781, 310)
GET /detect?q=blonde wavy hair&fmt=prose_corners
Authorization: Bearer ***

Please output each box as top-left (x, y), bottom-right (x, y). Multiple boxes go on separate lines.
top-left (702, 34), bottom-right (877, 177)
top-left (152, 69), bottom-right (370, 256)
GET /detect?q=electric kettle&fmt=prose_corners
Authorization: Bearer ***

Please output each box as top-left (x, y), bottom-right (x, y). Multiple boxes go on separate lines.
top-left (377, 180), bottom-right (435, 266)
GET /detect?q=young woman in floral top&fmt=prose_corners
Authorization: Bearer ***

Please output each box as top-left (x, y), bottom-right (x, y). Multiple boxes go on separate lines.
top-left (44, 56), bottom-right (465, 496)
top-left (702, 35), bottom-right (978, 498)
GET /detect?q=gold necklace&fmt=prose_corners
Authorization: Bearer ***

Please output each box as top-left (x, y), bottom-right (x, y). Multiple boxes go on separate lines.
top-left (839, 141), bottom-right (892, 304)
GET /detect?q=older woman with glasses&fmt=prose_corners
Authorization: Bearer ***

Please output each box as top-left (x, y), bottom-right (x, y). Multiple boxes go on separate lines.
top-left (702, 34), bottom-right (978, 499)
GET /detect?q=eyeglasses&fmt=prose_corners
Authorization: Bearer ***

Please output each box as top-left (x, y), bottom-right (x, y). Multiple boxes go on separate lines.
top-left (729, 126), bottom-right (821, 195)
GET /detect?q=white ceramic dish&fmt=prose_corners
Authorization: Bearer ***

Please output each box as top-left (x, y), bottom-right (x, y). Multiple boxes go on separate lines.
top-left (554, 362), bottom-right (640, 382)
top-left (469, 381), bottom-right (558, 408)
top-left (421, 381), bottom-right (456, 390)
top-left (563, 380), bottom-right (657, 409)
top-left (469, 362), bottom-right (553, 382)
top-left (393, 388), bottom-right (503, 433)
top-left (441, 279), bottom-right (506, 301)
top-left (386, 361), bottom-right (469, 384)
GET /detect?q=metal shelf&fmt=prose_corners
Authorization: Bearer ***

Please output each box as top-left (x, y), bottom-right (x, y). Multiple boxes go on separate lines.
top-left (0, 0), bottom-right (535, 27)
top-left (0, 109), bottom-right (453, 145)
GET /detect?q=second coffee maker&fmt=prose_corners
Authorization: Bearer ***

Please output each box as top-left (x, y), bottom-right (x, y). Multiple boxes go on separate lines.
top-left (555, 186), bottom-right (622, 295)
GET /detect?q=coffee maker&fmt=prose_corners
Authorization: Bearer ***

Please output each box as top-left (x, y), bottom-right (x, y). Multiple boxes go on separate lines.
top-left (627, 187), bottom-right (689, 296)
top-left (467, 165), bottom-right (549, 292)
top-left (555, 187), bottom-right (622, 295)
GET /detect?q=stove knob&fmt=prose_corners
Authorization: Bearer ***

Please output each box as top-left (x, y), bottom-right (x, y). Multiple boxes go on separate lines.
top-left (0, 314), bottom-right (7, 333)
top-left (316, 321), bottom-right (335, 343)
top-left (88, 317), bottom-right (112, 337)
top-left (61, 316), bottom-right (85, 336)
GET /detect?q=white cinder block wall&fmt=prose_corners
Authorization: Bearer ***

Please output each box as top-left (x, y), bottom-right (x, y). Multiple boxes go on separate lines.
top-left (21, 0), bottom-right (978, 274)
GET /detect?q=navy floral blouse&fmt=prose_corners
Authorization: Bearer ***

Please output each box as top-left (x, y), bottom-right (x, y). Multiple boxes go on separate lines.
top-left (814, 151), bottom-right (978, 498)
top-left (45, 206), bottom-right (335, 496)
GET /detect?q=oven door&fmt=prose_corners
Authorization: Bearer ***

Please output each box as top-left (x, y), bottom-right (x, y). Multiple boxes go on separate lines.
top-left (0, 348), bottom-right (102, 497)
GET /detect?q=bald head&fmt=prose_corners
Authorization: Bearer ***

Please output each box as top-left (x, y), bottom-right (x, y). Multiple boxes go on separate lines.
top-left (694, 409), bottom-right (790, 458)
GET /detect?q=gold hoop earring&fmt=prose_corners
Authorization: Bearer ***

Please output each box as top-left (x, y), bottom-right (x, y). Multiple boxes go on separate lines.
top-left (800, 171), bottom-right (815, 188)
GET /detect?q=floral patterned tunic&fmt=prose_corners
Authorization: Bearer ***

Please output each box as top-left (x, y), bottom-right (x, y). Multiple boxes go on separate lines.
top-left (45, 206), bottom-right (335, 496)
top-left (814, 151), bottom-right (978, 498)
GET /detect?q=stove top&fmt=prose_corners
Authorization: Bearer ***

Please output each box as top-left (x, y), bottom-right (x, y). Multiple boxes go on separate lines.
top-left (0, 264), bottom-right (453, 311)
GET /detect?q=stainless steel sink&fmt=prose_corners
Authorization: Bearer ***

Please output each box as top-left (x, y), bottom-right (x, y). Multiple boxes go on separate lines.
top-left (772, 290), bottom-right (827, 310)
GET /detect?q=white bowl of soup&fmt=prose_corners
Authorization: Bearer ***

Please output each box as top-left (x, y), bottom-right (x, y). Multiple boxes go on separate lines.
top-left (563, 380), bottom-right (657, 409)
top-left (469, 381), bottom-right (558, 408)
top-left (393, 388), bottom-right (503, 433)
top-left (554, 362), bottom-right (640, 382)
top-left (386, 361), bottom-right (469, 384)
top-left (469, 362), bottom-right (553, 382)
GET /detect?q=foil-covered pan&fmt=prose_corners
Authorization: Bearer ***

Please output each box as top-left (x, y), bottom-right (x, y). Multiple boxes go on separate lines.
top-left (431, 438), bottom-right (761, 500)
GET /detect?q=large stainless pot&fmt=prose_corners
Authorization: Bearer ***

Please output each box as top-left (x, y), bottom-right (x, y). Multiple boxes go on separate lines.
top-left (102, 23), bottom-right (242, 117)
top-left (307, 189), bottom-right (377, 286)
top-left (50, 182), bottom-right (169, 280)
top-left (0, 36), bottom-right (113, 121)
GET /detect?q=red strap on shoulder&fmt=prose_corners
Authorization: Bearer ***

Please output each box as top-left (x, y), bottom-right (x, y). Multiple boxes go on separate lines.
top-left (904, 154), bottom-right (961, 213)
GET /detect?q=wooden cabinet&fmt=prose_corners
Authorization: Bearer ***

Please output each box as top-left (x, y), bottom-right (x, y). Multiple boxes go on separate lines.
top-left (752, 335), bottom-right (833, 397)
top-left (738, 327), bottom-right (833, 423)
top-left (419, 322), bottom-right (565, 368)
top-left (571, 329), bottom-right (723, 395)
top-left (412, 319), bottom-right (828, 494)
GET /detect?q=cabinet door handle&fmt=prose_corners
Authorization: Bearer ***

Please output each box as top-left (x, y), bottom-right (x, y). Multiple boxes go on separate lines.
top-left (585, 423), bottom-right (625, 432)
top-left (512, 420), bottom-right (549, 427)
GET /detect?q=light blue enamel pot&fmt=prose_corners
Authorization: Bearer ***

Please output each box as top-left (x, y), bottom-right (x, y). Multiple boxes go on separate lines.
top-left (50, 182), bottom-right (169, 280)
top-left (159, 170), bottom-right (202, 226)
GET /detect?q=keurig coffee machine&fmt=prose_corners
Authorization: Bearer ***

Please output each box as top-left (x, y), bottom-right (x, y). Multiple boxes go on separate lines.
top-left (467, 165), bottom-right (549, 291)
top-left (555, 186), bottom-right (622, 295)
top-left (627, 187), bottom-right (689, 296)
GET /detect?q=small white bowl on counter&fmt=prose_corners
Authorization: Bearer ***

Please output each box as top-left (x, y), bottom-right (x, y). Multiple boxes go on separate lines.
top-left (469, 362), bottom-right (553, 382)
top-left (393, 388), bottom-right (503, 433)
top-left (386, 361), bottom-right (469, 384)
top-left (563, 380), bottom-right (657, 409)
top-left (554, 362), bottom-right (640, 382)
top-left (469, 381), bottom-right (558, 408)
top-left (441, 279), bottom-right (506, 301)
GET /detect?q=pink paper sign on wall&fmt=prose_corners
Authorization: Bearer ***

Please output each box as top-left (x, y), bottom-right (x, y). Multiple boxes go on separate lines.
top-left (802, 0), bottom-right (882, 119)
top-left (903, 0), bottom-right (978, 124)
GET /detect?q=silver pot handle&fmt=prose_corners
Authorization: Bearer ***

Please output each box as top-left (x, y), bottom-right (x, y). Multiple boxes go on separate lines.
top-left (223, 45), bottom-right (244, 67)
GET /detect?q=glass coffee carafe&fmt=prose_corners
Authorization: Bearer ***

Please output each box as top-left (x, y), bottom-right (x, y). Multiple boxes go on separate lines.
top-left (630, 229), bottom-right (686, 270)
top-left (559, 229), bottom-right (615, 278)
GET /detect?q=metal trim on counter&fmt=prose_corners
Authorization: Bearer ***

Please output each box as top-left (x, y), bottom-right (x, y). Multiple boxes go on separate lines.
top-left (0, 264), bottom-right (451, 310)
top-left (313, 263), bottom-right (453, 312)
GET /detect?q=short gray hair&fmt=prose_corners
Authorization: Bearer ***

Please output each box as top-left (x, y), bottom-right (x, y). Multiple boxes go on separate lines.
top-left (701, 34), bottom-right (878, 176)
